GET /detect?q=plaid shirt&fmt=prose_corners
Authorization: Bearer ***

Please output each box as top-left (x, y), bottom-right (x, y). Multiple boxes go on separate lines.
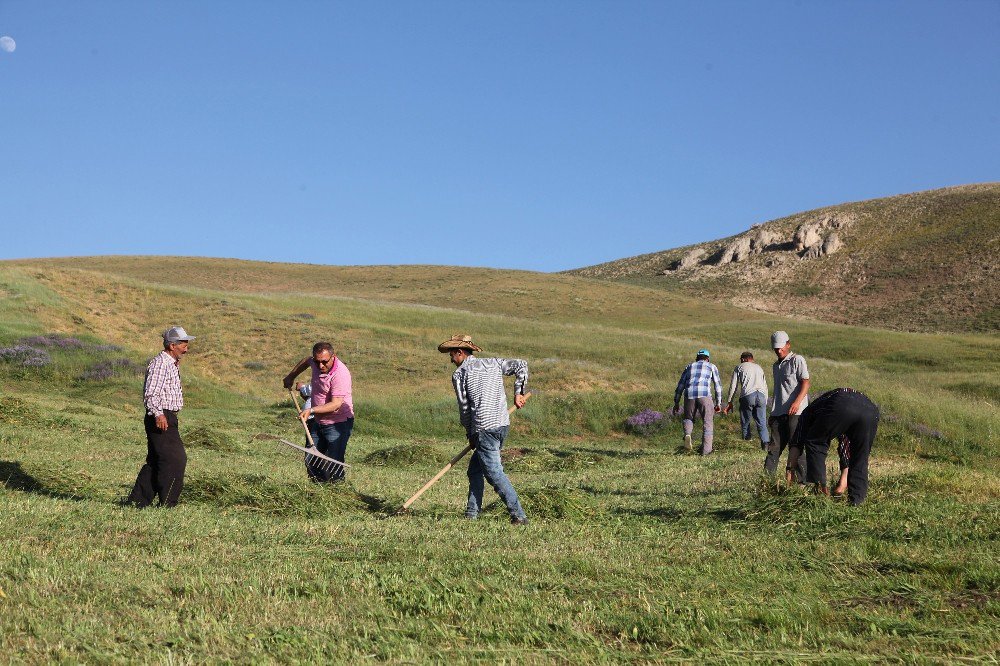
top-left (452, 356), bottom-right (528, 434)
top-left (674, 360), bottom-right (723, 405)
top-left (144, 351), bottom-right (184, 416)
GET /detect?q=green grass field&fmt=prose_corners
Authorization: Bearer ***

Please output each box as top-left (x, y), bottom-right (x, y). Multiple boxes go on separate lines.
top-left (1, 259), bottom-right (997, 662)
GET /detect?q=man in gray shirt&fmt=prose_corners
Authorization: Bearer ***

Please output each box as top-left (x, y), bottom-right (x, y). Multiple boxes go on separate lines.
top-left (724, 351), bottom-right (770, 449)
top-left (764, 331), bottom-right (810, 483)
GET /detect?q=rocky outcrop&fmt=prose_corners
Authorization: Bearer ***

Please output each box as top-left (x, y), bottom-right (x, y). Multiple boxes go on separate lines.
top-left (664, 211), bottom-right (855, 272)
top-left (713, 226), bottom-right (781, 266)
top-left (794, 213), bottom-right (855, 258)
top-left (678, 248), bottom-right (706, 269)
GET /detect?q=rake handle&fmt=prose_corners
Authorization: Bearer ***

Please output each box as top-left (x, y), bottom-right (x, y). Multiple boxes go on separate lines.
top-left (288, 388), bottom-right (319, 450)
top-left (399, 392), bottom-right (530, 512)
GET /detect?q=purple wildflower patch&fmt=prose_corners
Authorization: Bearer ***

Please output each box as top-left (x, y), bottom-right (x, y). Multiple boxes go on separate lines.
top-left (78, 358), bottom-right (145, 382)
top-left (19, 334), bottom-right (86, 349)
top-left (0, 345), bottom-right (51, 368)
top-left (625, 408), bottom-right (666, 436)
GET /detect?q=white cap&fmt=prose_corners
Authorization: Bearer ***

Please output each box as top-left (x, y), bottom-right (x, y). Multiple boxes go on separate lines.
top-left (771, 330), bottom-right (789, 348)
top-left (163, 326), bottom-right (196, 343)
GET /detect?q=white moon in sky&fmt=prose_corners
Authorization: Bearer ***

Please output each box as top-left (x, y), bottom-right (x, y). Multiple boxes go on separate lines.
top-left (0, 36), bottom-right (15, 53)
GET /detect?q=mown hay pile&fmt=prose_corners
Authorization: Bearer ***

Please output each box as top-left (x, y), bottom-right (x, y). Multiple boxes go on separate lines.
top-left (503, 447), bottom-right (605, 472)
top-left (184, 474), bottom-right (372, 516)
top-left (364, 444), bottom-right (438, 467)
top-left (184, 425), bottom-right (237, 450)
top-left (0, 396), bottom-right (34, 425)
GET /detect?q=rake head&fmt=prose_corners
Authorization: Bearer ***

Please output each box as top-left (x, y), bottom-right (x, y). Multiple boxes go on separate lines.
top-left (252, 433), bottom-right (352, 471)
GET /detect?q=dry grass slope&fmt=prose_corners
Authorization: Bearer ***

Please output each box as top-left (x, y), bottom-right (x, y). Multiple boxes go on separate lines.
top-left (568, 183), bottom-right (1000, 333)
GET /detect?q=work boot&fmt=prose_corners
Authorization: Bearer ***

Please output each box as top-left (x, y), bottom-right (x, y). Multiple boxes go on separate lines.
top-left (510, 516), bottom-right (529, 526)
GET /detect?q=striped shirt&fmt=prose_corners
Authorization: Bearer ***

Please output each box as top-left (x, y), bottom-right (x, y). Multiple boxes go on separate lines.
top-left (452, 356), bottom-right (528, 434)
top-left (144, 351), bottom-right (183, 416)
top-left (674, 360), bottom-right (723, 405)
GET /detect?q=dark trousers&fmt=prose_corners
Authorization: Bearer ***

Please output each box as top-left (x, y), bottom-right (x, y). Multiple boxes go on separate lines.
top-left (127, 411), bottom-right (186, 507)
top-left (764, 414), bottom-right (806, 481)
top-left (307, 418), bottom-right (353, 482)
top-left (799, 389), bottom-right (880, 506)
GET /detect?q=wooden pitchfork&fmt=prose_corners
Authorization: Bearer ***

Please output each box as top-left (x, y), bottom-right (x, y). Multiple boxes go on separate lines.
top-left (398, 392), bottom-right (531, 513)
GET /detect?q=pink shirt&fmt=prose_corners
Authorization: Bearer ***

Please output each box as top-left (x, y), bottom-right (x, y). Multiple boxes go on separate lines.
top-left (310, 357), bottom-right (354, 424)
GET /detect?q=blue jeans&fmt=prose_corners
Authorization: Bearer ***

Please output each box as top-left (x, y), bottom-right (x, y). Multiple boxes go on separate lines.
top-left (466, 426), bottom-right (526, 520)
top-left (307, 418), bottom-right (353, 482)
top-left (739, 391), bottom-right (770, 445)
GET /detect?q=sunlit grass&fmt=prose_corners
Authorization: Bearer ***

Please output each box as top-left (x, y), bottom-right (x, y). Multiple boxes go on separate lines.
top-left (0, 259), bottom-right (997, 661)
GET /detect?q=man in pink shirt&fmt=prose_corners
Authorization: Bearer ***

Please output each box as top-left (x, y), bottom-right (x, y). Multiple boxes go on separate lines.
top-left (283, 341), bottom-right (354, 482)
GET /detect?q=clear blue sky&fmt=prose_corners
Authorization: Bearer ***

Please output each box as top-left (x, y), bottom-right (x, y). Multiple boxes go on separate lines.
top-left (2, 1), bottom-right (998, 271)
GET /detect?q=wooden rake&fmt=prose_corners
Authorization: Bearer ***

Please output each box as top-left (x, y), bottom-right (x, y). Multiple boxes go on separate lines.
top-left (398, 392), bottom-right (531, 513)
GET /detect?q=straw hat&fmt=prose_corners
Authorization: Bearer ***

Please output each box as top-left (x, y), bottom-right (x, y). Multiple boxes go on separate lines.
top-left (438, 334), bottom-right (482, 353)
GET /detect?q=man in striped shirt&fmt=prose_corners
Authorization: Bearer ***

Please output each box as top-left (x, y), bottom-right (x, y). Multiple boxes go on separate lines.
top-left (439, 334), bottom-right (529, 525)
top-left (126, 326), bottom-right (194, 508)
top-left (672, 349), bottom-right (724, 455)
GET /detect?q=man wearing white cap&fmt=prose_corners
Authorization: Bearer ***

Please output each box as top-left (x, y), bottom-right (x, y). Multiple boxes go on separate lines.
top-left (126, 326), bottom-right (194, 507)
top-left (765, 330), bottom-right (809, 483)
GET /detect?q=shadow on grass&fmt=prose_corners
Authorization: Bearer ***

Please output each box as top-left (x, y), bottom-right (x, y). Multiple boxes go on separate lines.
top-left (628, 507), bottom-right (686, 521)
top-left (561, 446), bottom-right (652, 460)
top-left (0, 460), bottom-right (88, 501)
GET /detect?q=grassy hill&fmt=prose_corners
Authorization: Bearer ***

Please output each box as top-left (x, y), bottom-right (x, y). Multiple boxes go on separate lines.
top-left (1, 257), bottom-right (997, 661)
top-left (568, 183), bottom-right (1000, 334)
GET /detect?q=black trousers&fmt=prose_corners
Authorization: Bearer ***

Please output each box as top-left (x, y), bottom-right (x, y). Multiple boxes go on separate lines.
top-left (127, 411), bottom-right (187, 507)
top-left (764, 414), bottom-right (807, 481)
top-left (796, 389), bottom-right (880, 506)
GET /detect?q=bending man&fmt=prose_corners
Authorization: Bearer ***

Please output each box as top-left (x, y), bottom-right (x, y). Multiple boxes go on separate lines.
top-left (789, 388), bottom-right (880, 506)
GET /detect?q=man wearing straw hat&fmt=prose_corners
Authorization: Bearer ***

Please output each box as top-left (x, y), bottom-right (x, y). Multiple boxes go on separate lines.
top-left (125, 326), bottom-right (195, 508)
top-left (439, 335), bottom-right (529, 525)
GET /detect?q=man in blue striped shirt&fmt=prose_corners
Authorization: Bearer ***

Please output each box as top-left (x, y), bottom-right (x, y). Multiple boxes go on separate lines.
top-left (440, 334), bottom-right (529, 525)
top-left (672, 349), bottom-right (724, 455)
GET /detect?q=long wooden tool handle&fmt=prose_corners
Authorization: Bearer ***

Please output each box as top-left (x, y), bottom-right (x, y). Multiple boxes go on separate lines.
top-left (399, 392), bottom-right (531, 512)
top-left (288, 388), bottom-right (319, 449)
top-left (400, 444), bottom-right (474, 511)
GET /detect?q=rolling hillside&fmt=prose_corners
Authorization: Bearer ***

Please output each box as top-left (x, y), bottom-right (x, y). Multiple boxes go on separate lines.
top-left (1, 258), bottom-right (998, 661)
top-left (568, 183), bottom-right (1000, 333)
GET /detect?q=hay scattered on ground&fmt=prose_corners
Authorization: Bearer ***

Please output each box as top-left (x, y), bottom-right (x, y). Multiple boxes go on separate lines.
top-left (184, 425), bottom-right (236, 450)
top-left (503, 448), bottom-right (605, 472)
top-left (0, 396), bottom-right (34, 425)
top-left (364, 444), bottom-right (438, 467)
top-left (183, 474), bottom-right (374, 516)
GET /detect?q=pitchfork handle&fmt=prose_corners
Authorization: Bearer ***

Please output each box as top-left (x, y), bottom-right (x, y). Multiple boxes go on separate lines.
top-left (399, 392), bottom-right (531, 512)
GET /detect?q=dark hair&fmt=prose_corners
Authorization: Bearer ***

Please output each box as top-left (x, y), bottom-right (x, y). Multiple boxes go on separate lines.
top-left (312, 341), bottom-right (334, 357)
top-left (741, 351), bottom-right (753, 361)
top-left (696, 354), bottom-right (709, 362)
